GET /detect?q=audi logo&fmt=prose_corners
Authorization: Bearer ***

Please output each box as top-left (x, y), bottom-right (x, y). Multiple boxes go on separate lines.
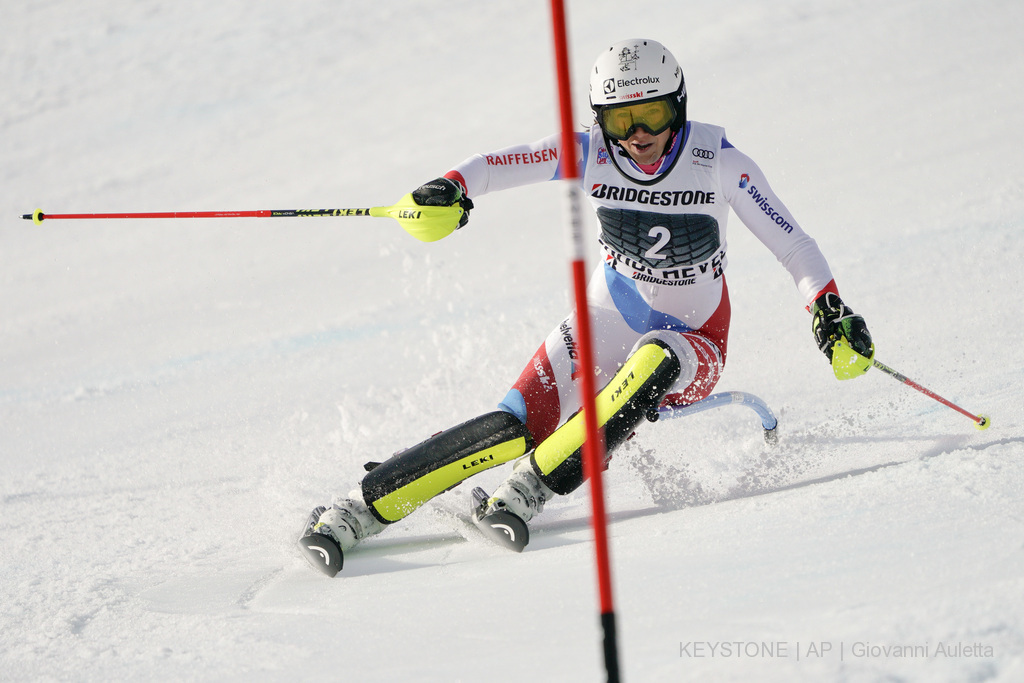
top-left (692, 148), bottom-right (715, 159)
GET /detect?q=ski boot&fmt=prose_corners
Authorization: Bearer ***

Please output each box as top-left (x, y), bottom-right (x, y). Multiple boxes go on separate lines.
top-left (298, 495), bottom-right (385, 577)
top-left (471, 458), bottom-right (555, 552)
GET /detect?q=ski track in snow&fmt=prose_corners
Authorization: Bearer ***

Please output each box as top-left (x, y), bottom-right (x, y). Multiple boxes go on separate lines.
top-left (3, 0), bottom-right (1024, 681)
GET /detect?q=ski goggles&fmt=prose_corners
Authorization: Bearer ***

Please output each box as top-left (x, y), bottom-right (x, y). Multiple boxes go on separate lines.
top-left (599, 98), bottom-right (677, 141)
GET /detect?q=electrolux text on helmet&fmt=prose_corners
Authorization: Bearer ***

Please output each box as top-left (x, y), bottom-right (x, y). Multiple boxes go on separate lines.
top-left (608, 76), bottom-right (661, 93)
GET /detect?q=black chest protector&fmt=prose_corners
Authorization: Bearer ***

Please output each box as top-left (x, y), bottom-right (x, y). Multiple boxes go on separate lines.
top-left (597, 207), bottom-right (721, 271)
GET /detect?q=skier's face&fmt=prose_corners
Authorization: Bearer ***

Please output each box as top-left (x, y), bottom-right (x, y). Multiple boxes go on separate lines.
top-left (622, 127), bottom-right (672, 165)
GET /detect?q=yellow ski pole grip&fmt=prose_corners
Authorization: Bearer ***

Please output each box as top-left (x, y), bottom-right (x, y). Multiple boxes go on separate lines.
top-left (374, 194), bottom-right (464, 242)
top-left (831, 337), bottom-right (875, 380)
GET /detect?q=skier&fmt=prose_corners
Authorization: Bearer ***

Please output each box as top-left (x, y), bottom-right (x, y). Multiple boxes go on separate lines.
top-left (299, 38), bottom-right (874, 575)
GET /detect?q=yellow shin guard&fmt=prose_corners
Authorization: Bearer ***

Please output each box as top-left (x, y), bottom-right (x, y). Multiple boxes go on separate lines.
top-left (361, 411), bottom-right (532, 524)
top-left (531, 340), bottom-right (681, 495)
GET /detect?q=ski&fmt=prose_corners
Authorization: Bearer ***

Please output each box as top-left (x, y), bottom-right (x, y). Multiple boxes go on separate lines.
top-left (470, 487), bottom-right (530, 552)
top-left (297, 506), bottom-right (344, 577)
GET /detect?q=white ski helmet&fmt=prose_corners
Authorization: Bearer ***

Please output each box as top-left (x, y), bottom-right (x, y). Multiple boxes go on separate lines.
top-left (589, 39), bottom-right (686, 139)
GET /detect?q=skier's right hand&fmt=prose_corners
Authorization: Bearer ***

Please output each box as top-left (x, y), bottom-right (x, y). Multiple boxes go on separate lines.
top-left (412, 177), bottom-right (473, 228)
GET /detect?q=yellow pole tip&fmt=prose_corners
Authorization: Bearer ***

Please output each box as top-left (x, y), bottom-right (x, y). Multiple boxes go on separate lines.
top-left (975, 414), bottom-right (991, 430)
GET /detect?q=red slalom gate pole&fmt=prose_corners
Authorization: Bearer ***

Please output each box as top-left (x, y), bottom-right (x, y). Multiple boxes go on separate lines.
top-left (549, 2), bottom-right (620, 681)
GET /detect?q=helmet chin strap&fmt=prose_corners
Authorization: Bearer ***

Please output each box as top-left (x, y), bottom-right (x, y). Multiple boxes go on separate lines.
top-left (603, 127), bottom-right (684, 183)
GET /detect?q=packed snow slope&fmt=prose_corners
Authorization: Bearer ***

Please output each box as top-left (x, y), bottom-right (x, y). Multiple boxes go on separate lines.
top-left (3, 1), bottom-right (1023, 680)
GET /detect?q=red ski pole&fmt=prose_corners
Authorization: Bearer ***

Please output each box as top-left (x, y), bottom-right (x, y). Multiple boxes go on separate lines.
top-left (550, 2), bottom-right (620, 681)
top-left (871, 359), bottom-right (991, 430)
top-left (21, 198), bottom-right (467, 244)
top-left (22, 208), bottom-right (373, 222)
top-left (833, 339), bottom-right (990, 430)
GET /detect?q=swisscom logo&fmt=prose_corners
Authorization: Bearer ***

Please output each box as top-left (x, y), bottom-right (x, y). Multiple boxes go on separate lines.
top-left (739, 173), bottom-right (750, 189)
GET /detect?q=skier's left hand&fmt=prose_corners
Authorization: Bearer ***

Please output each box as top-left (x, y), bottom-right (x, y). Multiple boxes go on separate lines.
top-left (412, 177), bottom-right (474, 229)
top-left (811, 292), bottom-right (873, 363)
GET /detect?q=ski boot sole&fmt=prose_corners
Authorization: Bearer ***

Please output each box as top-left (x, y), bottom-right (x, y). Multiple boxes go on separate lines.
top-left (298, 532), bottom-right (344, 577)
top-left (471, 486), bottom-right (530, 552)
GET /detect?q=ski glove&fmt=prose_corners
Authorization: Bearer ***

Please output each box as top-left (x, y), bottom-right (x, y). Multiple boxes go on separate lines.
top-left (811, 292), bottom-right (873, 363)
top-left (412, 177), bottom-right (474, 229)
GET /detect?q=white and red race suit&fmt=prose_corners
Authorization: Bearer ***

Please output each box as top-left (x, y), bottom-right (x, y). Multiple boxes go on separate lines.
top-left (444, 121), bottom-right (838, 443)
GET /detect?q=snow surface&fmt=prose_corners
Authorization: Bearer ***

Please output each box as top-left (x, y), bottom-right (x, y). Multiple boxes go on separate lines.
top-left (3, 0), bottom-right (1024, 680)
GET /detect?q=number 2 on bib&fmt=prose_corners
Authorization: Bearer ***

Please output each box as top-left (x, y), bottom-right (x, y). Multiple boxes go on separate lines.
top-left (645, 225), bottom-right (671, 261)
